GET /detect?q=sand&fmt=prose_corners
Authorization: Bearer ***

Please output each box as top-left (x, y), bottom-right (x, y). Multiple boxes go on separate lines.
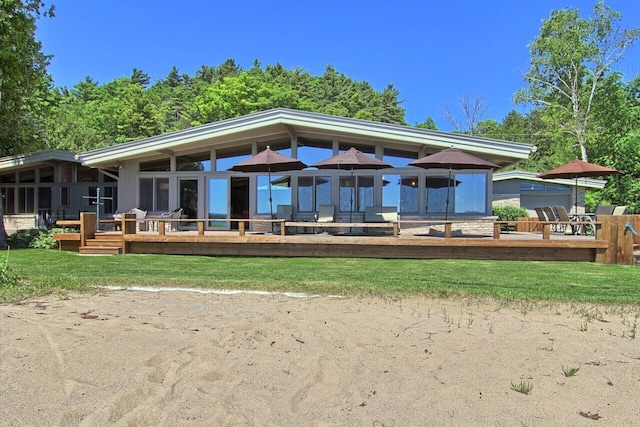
top-left (1, 288), bottom-right (639, 426)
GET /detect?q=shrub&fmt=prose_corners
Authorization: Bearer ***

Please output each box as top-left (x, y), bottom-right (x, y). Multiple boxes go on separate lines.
top-left (30, 228), bottom-right (61, 249)
top-left (493, 206), bottom-right (529, 231)
top-left (7, 229), bottom-right (41, 249)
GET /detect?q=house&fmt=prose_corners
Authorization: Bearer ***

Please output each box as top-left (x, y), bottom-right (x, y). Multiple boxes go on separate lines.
top-left (3, 109), bottom-right (534, 233)
top-left (0, 150), bottom-right (117, 234)
top-left (492, 170), bottom-right (606, 214)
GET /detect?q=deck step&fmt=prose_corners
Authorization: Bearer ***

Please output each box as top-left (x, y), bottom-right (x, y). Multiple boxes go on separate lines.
top-left (79, 245), bottom-right (121, 255)
top-left (85, 239), bottom-right (122, 246)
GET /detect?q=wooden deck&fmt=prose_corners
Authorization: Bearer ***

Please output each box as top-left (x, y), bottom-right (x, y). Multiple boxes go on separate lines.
top-left (53, 213), bottom-right (640, 264)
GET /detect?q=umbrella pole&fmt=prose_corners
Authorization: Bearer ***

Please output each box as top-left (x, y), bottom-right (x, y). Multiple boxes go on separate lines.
top-left (445, 166), bottom-right (452, 221)
top-left (269, 168), bottom-right (274, 233)
top-left (574, 176), bottom-right (578, 214)
top-left (349, 169), bottom-right (354, 232)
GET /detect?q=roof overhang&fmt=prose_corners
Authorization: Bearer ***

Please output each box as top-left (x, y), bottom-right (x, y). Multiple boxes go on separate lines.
top-left (78, 108), bottom-right (534, 168)
top-left (493, 170), bottom-right (607, 189)
top-left (0, 149), bottom-right (79, 171)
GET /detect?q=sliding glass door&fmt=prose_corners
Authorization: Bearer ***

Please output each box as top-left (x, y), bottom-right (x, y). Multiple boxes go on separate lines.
top-left (207, 177), bottom-right (229, 229)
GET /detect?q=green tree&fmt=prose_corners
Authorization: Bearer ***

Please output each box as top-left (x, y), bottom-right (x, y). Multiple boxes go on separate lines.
top-left (515, 1), bottom-right (640, 162)
top-left (0, 0), bottom-right (54, 156)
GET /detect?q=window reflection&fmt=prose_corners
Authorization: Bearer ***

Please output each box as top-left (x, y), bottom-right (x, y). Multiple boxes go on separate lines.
top-left (454, 173), bottom-right (487, 214)
top-left (383, 175), bottom-right (418, 213)
top-left (298, 144), bottom-right (333, 167)
top-left (258, 175), bottom-right (291, 215)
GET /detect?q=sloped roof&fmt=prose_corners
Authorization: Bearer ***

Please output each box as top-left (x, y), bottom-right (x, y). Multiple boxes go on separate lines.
top-left (0, 150), bottom-right (79, 171)
top-left (78, 108), bottom-right (533, 168)
top-left (493, 170), bottom-right (606, 189)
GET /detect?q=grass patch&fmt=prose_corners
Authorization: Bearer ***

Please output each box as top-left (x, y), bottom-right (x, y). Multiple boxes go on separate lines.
top-left (511, 381), bottom-right (533, 395)
top-left (561, 366), bottom-right (580, 377)
top-left (2, 249), bottom-right (640, 304)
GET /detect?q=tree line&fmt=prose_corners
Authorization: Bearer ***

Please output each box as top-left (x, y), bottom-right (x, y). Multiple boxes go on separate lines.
top-left (0, 1), bottom-right (638, 211)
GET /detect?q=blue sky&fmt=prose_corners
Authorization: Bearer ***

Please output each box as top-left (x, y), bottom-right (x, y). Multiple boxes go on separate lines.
top-left (36, 0), bottom-right (640, 130)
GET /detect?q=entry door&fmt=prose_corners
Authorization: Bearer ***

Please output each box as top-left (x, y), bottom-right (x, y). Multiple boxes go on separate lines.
top-left (179, 179), bottom-right (198, 229)
top-left (207, 177), bottom-right (229, 229)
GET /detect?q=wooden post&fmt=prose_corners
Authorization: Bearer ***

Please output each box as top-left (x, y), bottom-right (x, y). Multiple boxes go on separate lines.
top-left (493, 222), bottom-right (501, 239)
top-left (542, 223), bottom-right (551, 240)
top-left (197, 221), bottom-right (205, 236)
top-left (123, 213), bottom-right (136, 235)
top-left (280, 220), bottom-right (286, 236)
top-left (239, 220), bottom-right (245, 236)
top-left (158, 220), bottom-right (166, 236)
top-left (444, 222), bottom-right (452, 239)
top-left (393, 223), bottom-right (398, 238)
top-left (80, 212), bottom-right (97, 247)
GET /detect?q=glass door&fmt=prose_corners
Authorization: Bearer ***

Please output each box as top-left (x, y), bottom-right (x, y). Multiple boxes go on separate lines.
top-left (179, 178), bottom-right (198, 229)
top-left (207, 177), bottom-right (229, 229)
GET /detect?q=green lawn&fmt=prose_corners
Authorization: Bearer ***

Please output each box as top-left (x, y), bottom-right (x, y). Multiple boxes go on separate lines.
top-left (2, 249), bottom-right (640, 304)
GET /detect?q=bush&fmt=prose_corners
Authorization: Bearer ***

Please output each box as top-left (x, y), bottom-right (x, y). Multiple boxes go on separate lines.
top-left (7, 229), bottom-right (40, 249)
top-left (493, 206), bottom-right (529, 231)
top-left (7, 228), bottom-right (62, 249)
top-left (30, 228), bottom-right (64, 249)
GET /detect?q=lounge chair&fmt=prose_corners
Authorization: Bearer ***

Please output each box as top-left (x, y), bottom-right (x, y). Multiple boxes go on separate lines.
top-left (542, 206), bottom-right (564, 233)
top-left (364, 206), bottom-right (398, 234)
top-left (534, 207), bottom-right (548, 232)
top-left (314, 204), bottom-right (335, 233)
top-left (594, 205), bottom-right (615, 216)
top-left (612, 205), bottom-right (627, 215)
top-left (553, 206), bottom-right (577, 234)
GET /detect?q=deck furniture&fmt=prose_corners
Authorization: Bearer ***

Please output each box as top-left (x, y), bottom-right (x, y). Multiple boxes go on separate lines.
top-left (613, 205), bottom-right (628, 215)
top-left (595, 205), bottom-right (615, 216)
top-left (273, 204), bottom-right (293, 234)
top-left (553, 205), bottom-right (577, 234)
top-left (313, 204), bottom-right (335, 233)
top-left (542, 206), bottom-right (563, 233)
top-left (364, 206), bottom-right (399, 235)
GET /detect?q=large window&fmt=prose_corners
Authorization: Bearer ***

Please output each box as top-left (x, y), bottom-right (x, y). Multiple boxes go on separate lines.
top-left (140, 159), bottom-right (171, 172)
top-left (177, 152), bottom-right (211, 172)
top-left (297, 176), bottom-right (331, 212)
top-left (17, 187), bottom-right (34, 213)
top-left (297, 143), bottom-right (333, 167)
top-left (257, 175), bottom-right (291, 215)
top-left (340, 175), bottom-right (374, 213)
top-left (454, 173), bottom-right (487, 214)
top-left (383, 148), bottom-right (418, 167)
top-left (139, 178), bottom-right (169, 212)
top-left (1, 188), bottom-right (15, 214)
top-left (383, 175), bottom-right (419, 213)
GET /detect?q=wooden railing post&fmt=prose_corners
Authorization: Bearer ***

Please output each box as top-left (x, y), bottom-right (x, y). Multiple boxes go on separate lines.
top-left (123, 213), bottom-right (136, 235)
top-left (493, 222), bottom-right (502, 239)
top-left (239, 220), bottom-right (245, 236)
top-left (80, 212), bottom-right (97, 247)
top-left (444, 222), bottom-right (452, 239)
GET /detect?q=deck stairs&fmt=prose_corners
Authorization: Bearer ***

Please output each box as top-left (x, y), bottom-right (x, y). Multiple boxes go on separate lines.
top-left (79, 232), bottom-right (123, 255)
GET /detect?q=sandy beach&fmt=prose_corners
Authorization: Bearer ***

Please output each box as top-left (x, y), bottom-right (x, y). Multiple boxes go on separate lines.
top-left (1, 288), bottom-right (639, 426)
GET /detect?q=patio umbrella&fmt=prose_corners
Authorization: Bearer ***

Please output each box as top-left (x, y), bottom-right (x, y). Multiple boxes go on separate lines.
top-left (409, 148), bottom-right (500, 219)
top-left (537, 159), bottom-right (620, 213)
top-left (229, 146), bottom-right (307, 231)
top-left (311, 147), bottom-right (393, 222)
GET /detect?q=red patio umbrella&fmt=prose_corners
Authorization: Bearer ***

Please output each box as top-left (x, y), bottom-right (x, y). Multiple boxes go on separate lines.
top-left (311, 147), bottom-right (392, 222)
top-left (409, 148), bottom-right (499, 219)
top-left (229, 146), bottom-right (307, 230)
top-left (537, 159), bottom-right (620, 213)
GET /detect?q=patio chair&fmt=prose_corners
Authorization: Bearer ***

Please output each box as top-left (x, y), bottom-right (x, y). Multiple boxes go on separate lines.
top-left (594, 205), bottom-right (615, 216)
top-left (612, 205), bottom-right (628, 215)
top-left (553, 206), bottom-right (577, 234)
top-left (129, 208), bottom-right (148, 231)
top-left (314, 204), bottom-right (335, 233)
top-left (534, 207), bottom-right (548, 232)
top-left (273, 204), bottom-right (293, 234)
top-left (542, 206), bottom-right (564, 234)
top-left (160, 208), bottom-right (183, 231)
